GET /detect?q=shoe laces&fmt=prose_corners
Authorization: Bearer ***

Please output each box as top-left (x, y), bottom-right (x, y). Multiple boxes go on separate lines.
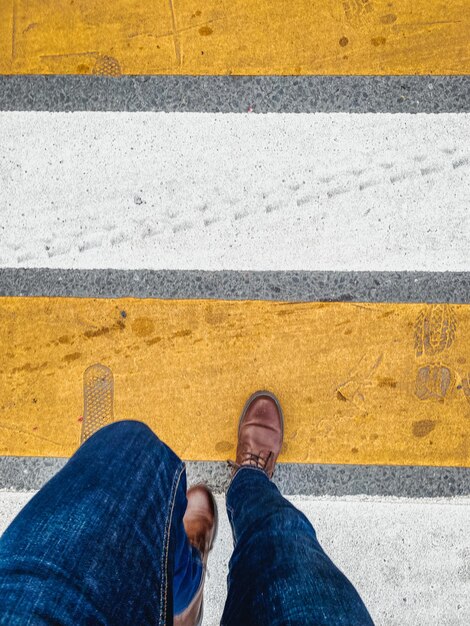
top-left (227, 450), bottom-right (274, 476)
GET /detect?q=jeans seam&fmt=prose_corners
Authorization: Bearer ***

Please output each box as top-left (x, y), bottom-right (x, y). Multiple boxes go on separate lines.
top-left (225, 503), bottom-right (237, 544)
top-left (159, 462), bottom-right (186, 626)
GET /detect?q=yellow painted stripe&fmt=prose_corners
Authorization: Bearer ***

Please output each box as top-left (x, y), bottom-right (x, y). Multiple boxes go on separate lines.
top-left (0, 0), bottom-right (469, 75)
top-left (1, 297), bottom-right (470, 466)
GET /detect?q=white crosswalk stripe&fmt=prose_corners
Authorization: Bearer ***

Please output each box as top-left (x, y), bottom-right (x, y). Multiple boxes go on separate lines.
top-left (1, 112), bottom-right (469, 271)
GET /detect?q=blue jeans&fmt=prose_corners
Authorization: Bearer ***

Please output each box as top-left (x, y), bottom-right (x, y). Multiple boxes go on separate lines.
top-left (223, 467), bottom-right (374, 625)
top-left (0, 421), bottom-right (373, 625)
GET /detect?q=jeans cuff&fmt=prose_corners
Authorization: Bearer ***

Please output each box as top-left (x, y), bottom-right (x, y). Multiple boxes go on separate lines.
top-left (226, 465), bottom-right (269, 499)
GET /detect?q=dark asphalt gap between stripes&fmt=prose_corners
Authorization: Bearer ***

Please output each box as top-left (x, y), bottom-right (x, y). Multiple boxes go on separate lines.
top-left (0, 269), bottom-right (469, 303)
top-left (1, 456), bottom-right (469, 497)
top-left (1, 76), bottom-right (469, 113)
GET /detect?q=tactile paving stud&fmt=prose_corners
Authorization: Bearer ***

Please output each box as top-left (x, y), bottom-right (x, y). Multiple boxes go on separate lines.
top-left (92, 55), bottom-right (122, 77)
top-left (81, 364), bottom-right (114, 444)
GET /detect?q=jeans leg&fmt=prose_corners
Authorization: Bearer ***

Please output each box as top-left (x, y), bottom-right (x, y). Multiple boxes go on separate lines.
top-left (0, 420), bottom-right (202, 626)
top-left (221, 467), bottom-right (374, 626)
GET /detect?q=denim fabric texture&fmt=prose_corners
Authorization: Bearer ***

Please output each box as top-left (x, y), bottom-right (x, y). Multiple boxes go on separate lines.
top-left (0, 421), bottom-right (374, 625)
top-left (221, 466), bottom-right (374, 626)
top-left (0, 421), bottom-right (202, 625)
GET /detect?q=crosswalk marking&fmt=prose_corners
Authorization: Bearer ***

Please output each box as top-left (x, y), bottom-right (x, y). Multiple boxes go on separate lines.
top-left (1, 112), bottom-right (469, 271)
top-left (1, 0), bottom-right (469, 74)
top-left (1, 296), bottom-right (470, 466)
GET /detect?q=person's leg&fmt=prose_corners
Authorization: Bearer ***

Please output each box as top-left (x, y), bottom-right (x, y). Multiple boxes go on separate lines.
top-left (0, 420), bottom-right (204, 625)
top-left (174, 485), bottom-right (217, 626)
top-left (222, 391), bottom-right (374, 626)
top-left (222, 468), bottom-right (374, 626)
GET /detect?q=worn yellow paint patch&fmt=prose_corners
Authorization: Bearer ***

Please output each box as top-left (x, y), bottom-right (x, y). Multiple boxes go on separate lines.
top-left (0, 298), bottom-right (469, 466)
top-left (0, 0), bottom-right (469, 75)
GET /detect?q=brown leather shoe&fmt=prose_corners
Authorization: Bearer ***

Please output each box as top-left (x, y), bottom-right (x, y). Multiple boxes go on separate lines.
top-left (174, 484), bottom-right (218, 626)
top-left (228, 390), bottom-right (284, 479)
